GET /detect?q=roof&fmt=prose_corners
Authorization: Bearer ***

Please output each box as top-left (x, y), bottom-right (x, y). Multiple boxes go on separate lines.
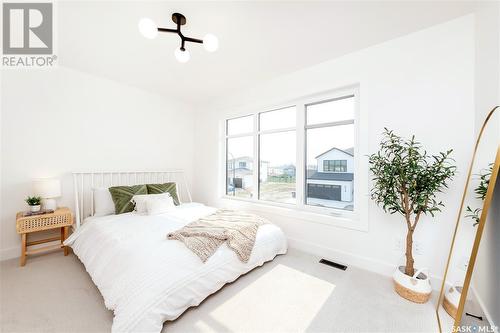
top-left (307, 171), bottom-right (354, 181)
top-left (315, 147), bottom-right (354, 159)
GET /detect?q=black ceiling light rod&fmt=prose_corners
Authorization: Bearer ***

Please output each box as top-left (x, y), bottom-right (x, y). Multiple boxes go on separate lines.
top-left (139, 12), bottom-right (218, 62)
top-left (157, 13), bottom-right (203, 51)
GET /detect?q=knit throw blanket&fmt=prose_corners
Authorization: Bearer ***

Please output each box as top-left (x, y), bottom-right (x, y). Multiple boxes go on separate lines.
top-left (167, 209), bottom-right (269, 263)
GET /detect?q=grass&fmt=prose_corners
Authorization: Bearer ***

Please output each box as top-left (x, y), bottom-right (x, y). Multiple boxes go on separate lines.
top-left (227, 182), bottom-right (295, 202)
top-left (259, 182), bottom-right (296, 202)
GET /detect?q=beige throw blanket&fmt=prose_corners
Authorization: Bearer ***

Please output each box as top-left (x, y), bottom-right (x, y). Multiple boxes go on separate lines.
top-left (167, 209), bottom-right (268, 263)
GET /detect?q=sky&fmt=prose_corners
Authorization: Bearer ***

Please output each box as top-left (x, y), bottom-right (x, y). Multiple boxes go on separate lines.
top-left (227, 97), bottom-right (355, 168)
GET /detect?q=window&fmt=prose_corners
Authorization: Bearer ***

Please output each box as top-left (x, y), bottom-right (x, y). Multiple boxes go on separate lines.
top-left (227, 115), bottom-right (253, 136)
top-left (226, 116), bottom-right (254, 198)
top-left (323, 160), bottom-right (347, 172)
top-left (224, 90), bottom-right (357, 217)
top-left (306, 96), bottom-right (355, 211)
top-left (259, 107), bottom-right (296, 203)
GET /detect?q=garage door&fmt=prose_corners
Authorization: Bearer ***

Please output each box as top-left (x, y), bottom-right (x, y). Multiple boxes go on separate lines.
top-left (307, 184), bottom-right (341, 201)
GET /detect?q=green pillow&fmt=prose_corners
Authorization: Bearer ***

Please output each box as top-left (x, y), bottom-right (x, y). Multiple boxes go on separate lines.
top-left (109, 185), bottom-right (147, 214)
top-left (147, 182), bottom-right (179, 205)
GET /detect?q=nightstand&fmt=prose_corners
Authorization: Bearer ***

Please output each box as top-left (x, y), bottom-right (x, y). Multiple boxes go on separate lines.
top-left (16, 207), bottom-right (73, 266)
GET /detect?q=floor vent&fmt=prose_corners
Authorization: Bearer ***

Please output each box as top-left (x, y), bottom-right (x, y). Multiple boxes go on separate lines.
top-left (319, 259), bottom-right (347, 271)
top-left (465, 313), bottom-right (483, 321)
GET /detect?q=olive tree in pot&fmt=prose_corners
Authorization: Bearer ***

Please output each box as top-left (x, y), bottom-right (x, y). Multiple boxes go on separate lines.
top-left (444, 164), bottom-right (493, 318)
top-left (368, 129), bottom-right (456, 303)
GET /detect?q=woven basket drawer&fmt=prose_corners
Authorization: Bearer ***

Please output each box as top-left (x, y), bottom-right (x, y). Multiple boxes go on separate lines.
top-left (16, 212), bottom-right (72, 234)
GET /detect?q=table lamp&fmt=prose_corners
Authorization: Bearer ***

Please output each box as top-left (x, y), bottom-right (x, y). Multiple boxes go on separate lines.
top-left (33, 178), bottom-right (61, 211)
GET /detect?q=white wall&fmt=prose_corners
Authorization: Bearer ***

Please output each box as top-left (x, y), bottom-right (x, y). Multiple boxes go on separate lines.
top-left (192, 15), bottom-right (475, 282)
top-left (0, 66), bottom-right (195, 260)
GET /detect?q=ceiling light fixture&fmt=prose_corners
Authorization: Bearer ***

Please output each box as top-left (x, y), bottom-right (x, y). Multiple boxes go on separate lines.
top-left (138, 13), bottom-right (218, 63)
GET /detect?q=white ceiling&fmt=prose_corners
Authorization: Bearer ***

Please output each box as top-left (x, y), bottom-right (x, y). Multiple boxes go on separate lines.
top-left (58, 1), bottom-right (476, 106)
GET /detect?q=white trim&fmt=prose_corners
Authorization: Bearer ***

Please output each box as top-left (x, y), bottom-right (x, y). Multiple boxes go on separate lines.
top-left (0, 246), bottom-right (19, 261)
top-left (288, 237), bottom-right (444, 291)
top-left (306, 119), bottom-right (354, 130)
top-left (288, 237), bottom-right (393, 276)
top-left (253, 114), bottom-right (259, 200)
top-left (296, 103), bottom-right (306, 210)
top-left (258, 126), bottom-right (297, 135)
top-left (471, 286), bottom-right (498, 333)
top-left (220, 195), bottom-right (366, 232)
top-left (224, 132), bottom-right (255, 139)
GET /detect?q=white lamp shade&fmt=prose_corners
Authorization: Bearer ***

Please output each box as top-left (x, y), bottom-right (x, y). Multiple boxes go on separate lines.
top-left (203, 33), bottom-right (218, 52)
top-left (174, 47), bottom-right (190, 63)
top-left (138, 18), bottom-right (158, 39)
top-left (33, 178), bottom-right (61, 198)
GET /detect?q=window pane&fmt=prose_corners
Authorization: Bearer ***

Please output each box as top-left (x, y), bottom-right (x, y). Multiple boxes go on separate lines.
top-left (227, 115), bottom-right (253, 136)
top-left (307, 96), bottom-right (355, 126)
top-left (226, 136), bottom-right (253, 198)
top-left (259, 131), bottom-right (296, 204)
top-left (259, 106), bottom-right (296, 131)
top-left (306, 124), bottom-right (354, 211)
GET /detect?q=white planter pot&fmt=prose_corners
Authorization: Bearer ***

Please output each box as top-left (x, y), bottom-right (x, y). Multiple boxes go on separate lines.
top-left (393, 266), bottom-right (432, 303)
top-left (443, 285), bottom-right (462, 319)
top-left (30, 205), bottom-right (41, 212)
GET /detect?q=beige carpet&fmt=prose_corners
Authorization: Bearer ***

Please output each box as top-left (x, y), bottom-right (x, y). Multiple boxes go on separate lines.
top-left (1, 248), bottom-right (448, 332)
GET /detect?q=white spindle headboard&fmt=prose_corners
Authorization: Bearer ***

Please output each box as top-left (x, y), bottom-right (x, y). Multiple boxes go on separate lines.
top-left (72, 170), bottom-right (192, 229)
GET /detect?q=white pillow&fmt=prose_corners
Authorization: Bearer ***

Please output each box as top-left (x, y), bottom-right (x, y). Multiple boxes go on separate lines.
top-left (146, 195), bottom-right (175, 215)
top-left (131, 193), bottom-right (172, 214)
top-left (93, 187), bottom-right (115, 216)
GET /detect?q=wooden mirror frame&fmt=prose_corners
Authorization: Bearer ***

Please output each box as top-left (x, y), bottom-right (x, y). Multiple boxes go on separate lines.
top-left (436, 106), bottom-right (500, 332)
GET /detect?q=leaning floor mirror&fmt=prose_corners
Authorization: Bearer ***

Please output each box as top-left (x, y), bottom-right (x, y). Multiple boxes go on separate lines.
top-left (436, 106), bottom-right (500, 333)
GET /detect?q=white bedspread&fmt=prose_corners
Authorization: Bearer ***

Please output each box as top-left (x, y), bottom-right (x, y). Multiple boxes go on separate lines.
top-left (64, 203), bottom-right (287, 333)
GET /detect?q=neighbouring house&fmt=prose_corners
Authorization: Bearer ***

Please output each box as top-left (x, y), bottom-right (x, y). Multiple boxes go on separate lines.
top-left (307, 147), bottom-right (354, 202)
top-left (268, 164), bottom-right (296, 177)
top-left (227, 156), bottom-right (269, 189)
top-left (268, 167), bottom-right (284, 176)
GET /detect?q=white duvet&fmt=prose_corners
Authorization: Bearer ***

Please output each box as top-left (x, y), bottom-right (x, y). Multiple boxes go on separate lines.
top-left (64, 203), bottom-right (287, 333)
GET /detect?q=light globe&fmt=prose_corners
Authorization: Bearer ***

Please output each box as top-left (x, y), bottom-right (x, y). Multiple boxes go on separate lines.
top-left (203, 33), bottom-right (218, 52)
top-left (138, 18), bottom-right (158, 39)
top-left (174, 47), bottom-right (190, 63)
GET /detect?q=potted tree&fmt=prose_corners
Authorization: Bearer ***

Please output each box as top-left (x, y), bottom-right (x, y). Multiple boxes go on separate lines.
top-left (25, 196), bottom-right (42, 213)
top-left (444, 163), bottom-right (493, 318)
top-left (368, 129), bottom-right (456, 303)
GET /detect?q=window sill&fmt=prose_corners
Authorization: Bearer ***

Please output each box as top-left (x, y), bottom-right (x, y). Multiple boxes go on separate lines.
top-left (220, 195), bottom-right (368, 232)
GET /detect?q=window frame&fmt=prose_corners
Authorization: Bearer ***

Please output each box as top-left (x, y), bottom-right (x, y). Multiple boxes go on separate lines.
top-left (303, 93), bottom-right (356, 216)
top-left (225, 114), bottom-right (255, 198)
top-left (221, 86), bottom-right (368, 231)
top-left (258, 106), bottom-right (297, 204)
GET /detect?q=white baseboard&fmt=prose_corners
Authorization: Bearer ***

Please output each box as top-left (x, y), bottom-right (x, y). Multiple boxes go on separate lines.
top-left (287, 237), bottom-right (444, 291)
top-left (288, 237), bottom-right (394, 276)
top-left (0, 246), bottom-right (19, 261)
top-left (471, 286), bottom-right (498, 333)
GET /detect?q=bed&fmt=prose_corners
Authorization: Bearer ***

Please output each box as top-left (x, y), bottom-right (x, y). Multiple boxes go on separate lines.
top-left (66, 171), bottom-right (287, 333)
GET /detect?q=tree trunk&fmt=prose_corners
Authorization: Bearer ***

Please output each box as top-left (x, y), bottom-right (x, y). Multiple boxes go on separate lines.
top-left (405, 229), bottom-right (415, 276)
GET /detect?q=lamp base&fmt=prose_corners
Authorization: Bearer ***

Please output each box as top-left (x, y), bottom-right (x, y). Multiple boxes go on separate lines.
top-left (172, 13), bottom-right (186, 25)
top-left (42, 198), bottom-right (57, 211)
